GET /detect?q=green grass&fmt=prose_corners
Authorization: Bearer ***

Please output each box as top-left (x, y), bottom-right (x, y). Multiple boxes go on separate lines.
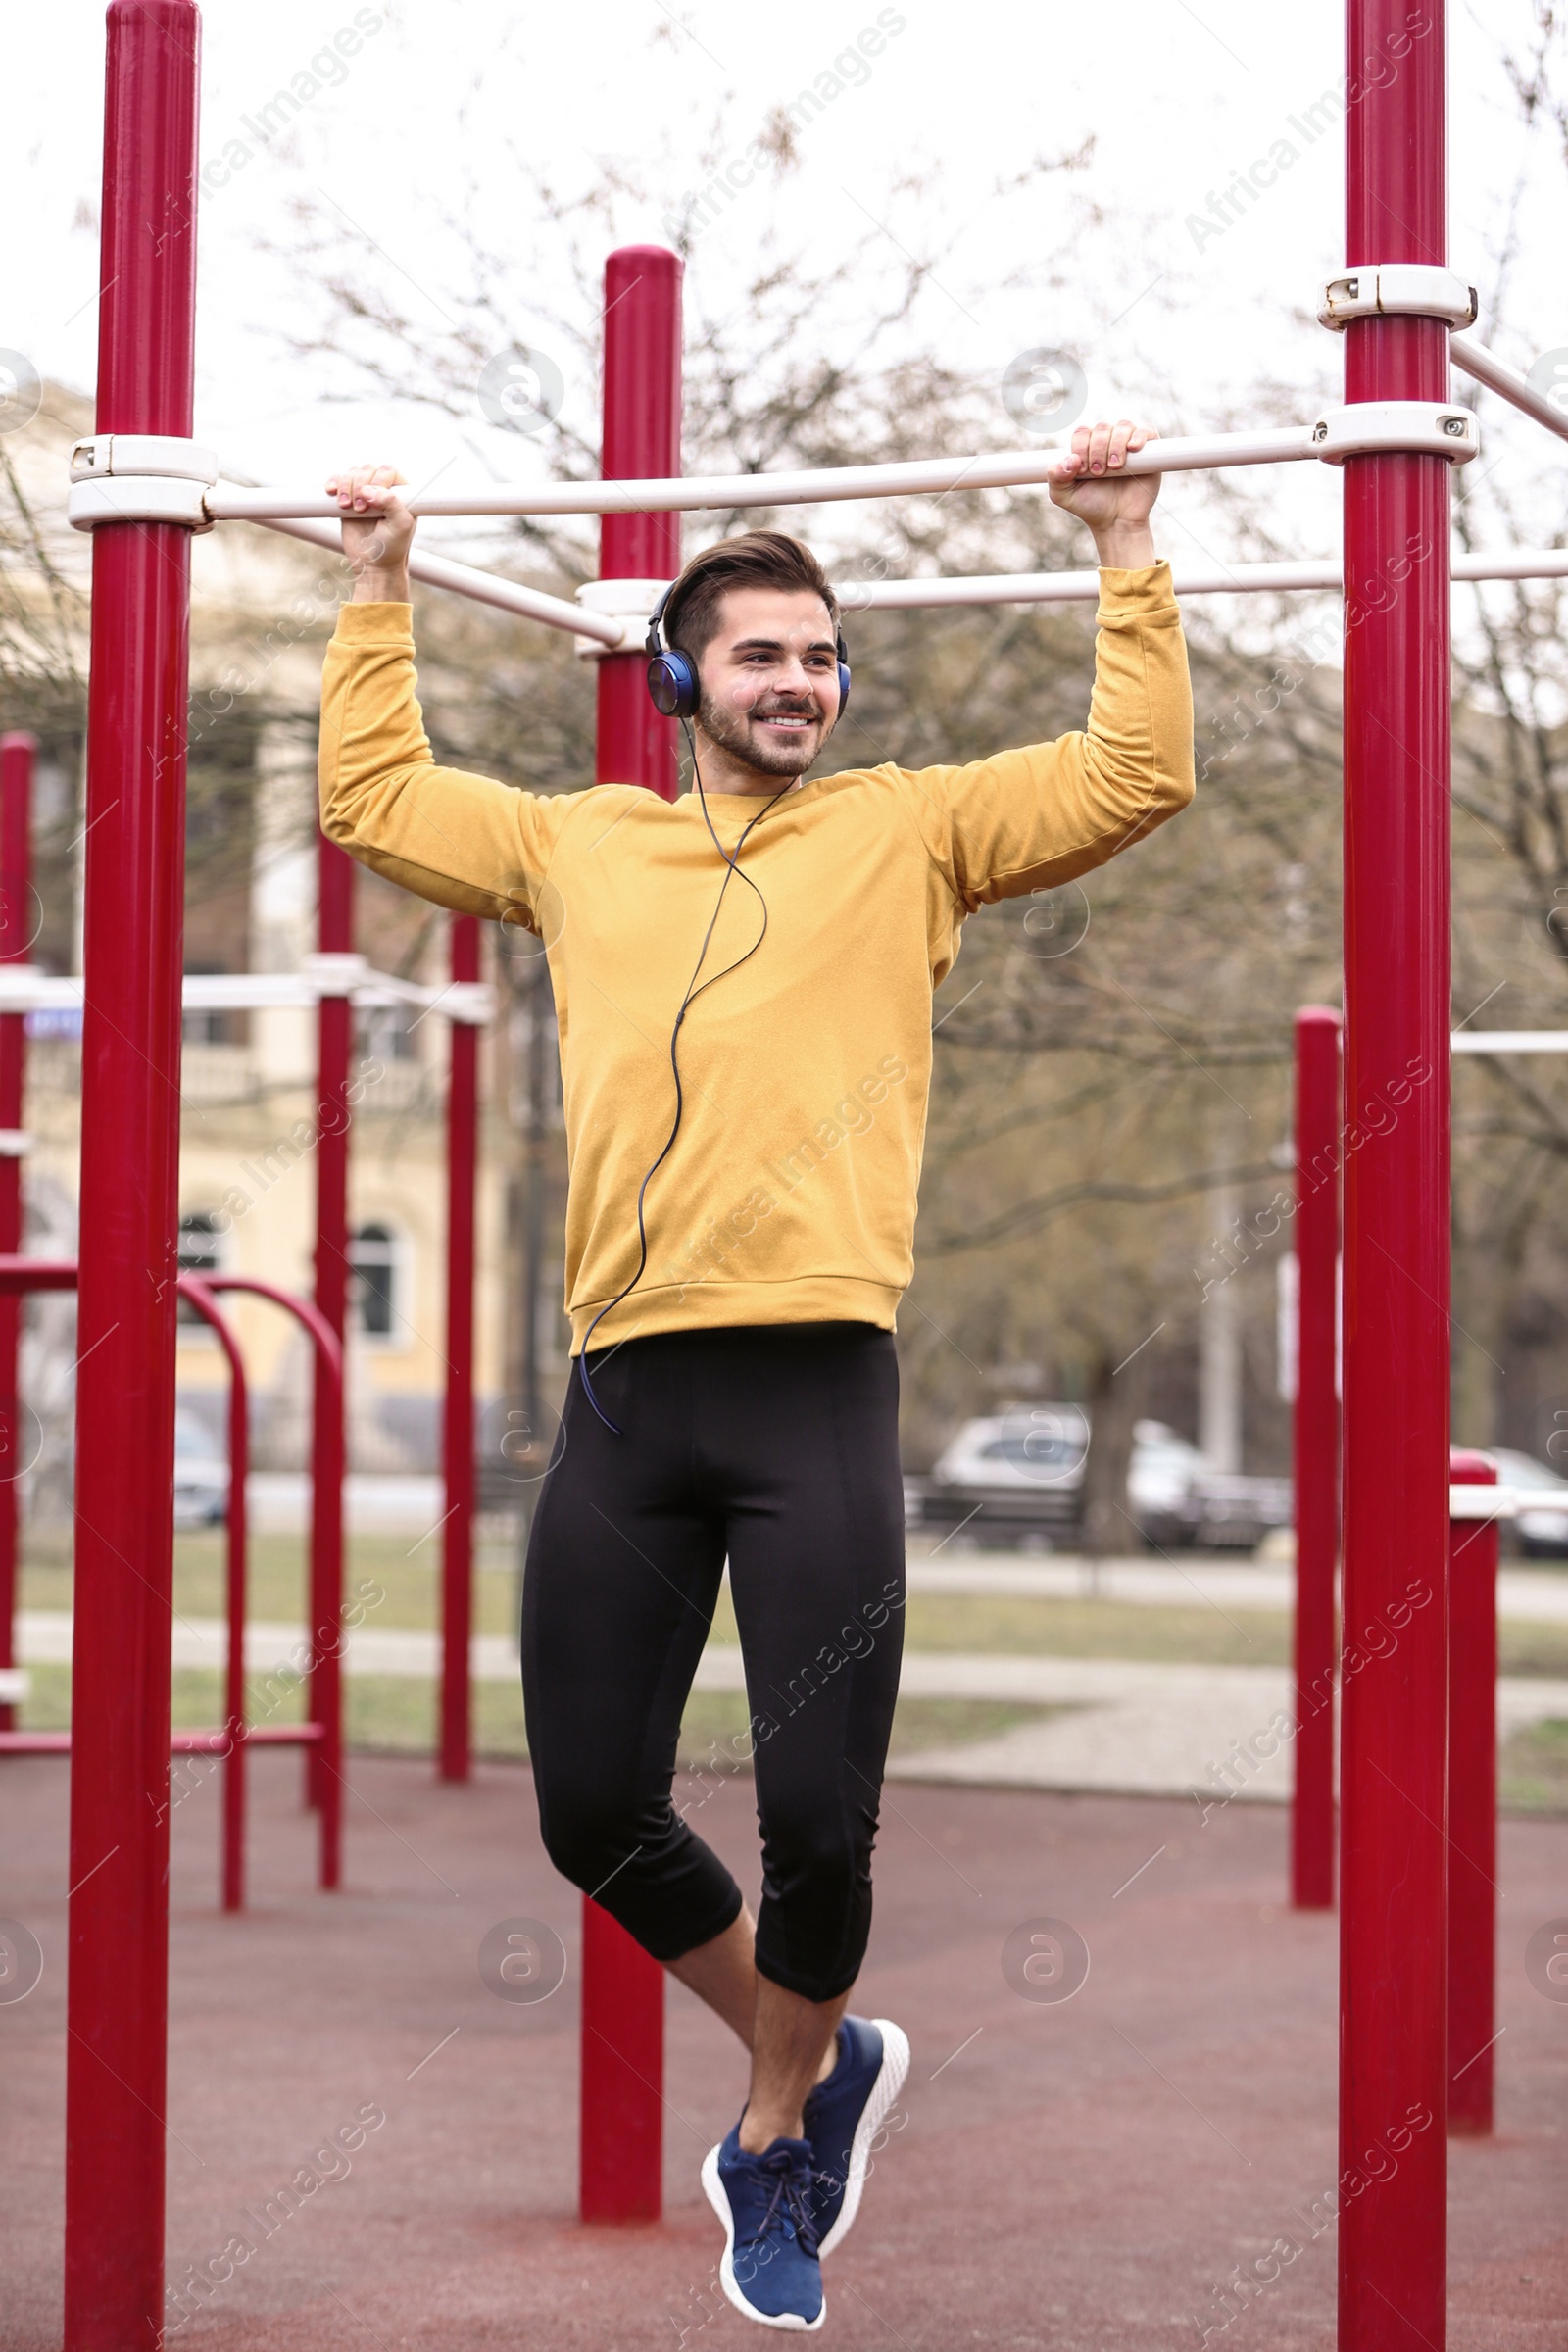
top-left (1499, 1718), bottom-right (1568, 1813)
top-left (14, 1658), bottom-right (1053, 1767)
top-left (20, 1529), bottom-right (523, 1639)
top-left (1498, 1624), bottom-right (1568, 1678)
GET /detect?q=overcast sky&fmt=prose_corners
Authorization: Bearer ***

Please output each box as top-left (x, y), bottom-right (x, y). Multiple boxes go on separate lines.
top-left (8, 1), bottom-right (1568, 579)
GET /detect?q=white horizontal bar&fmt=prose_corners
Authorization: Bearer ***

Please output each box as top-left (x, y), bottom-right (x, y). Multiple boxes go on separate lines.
top-left (1450, 1484), bottom-right (1519, 1521)
top-left (206, 426), bottom-right (1321, 526)
top-left (229, 470), bottom-right (1568, 643)
top-left (0, 967), bottom-right (494, 1020)
top-left (225, 494), bottom-right (624, 648)
top-left (1452, 1030), bottom-right (1568, 1053)
top-left (1450, 332), bottom-right (1568, 450)
top-left (840, 558), bottom-right (1341, 611)
top-left (1454, 546), bottom-right (1568, 584)
top-left (842, 546), bottom-right (1568, 614)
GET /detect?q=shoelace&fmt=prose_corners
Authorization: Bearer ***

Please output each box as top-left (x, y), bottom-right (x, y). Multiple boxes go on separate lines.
top-left (742, 2146), bottom-right (820, 2259)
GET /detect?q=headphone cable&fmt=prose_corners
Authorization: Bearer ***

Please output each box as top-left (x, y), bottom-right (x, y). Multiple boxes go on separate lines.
top-left (575, 718), bottom-right (792, 1434)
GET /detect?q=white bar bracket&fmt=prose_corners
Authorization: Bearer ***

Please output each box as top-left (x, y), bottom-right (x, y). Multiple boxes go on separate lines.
top-left (69, 477), bottom-right (215, 531)
top-left (303, 952), bottom-right (371, 998)
top-left (1310, 402), bottom-right (1479, 464)
top-left (68, 435), bottom-right (220, 534)
top-left (0, 1129), bottom-right (32, 1157)
top-left (71, 434), bottom-right (220, 483)
top-left (1318, 264), bottom-right (1478, 331)
top-left (572, 579), bottom-right (669, 659)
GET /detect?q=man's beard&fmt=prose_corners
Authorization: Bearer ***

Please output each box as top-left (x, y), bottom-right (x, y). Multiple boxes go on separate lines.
top-left (696, 688), bottom-right (824, 779)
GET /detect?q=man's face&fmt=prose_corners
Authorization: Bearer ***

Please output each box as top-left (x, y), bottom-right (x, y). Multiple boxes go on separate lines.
top-left (693, 587), bottom-right (842, 780)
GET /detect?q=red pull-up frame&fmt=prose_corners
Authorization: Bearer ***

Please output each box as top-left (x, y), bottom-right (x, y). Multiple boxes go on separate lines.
top-left (1339, 4), bottom-right (1454, 2344)
top-left (578, 243), bottom-right (683, 2228)
top-left (65, 9), bottom-right (200, 2343)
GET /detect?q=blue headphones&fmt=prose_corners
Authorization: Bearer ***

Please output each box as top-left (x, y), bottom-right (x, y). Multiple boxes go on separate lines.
top-left (645, 583), bottom-right (850, 720)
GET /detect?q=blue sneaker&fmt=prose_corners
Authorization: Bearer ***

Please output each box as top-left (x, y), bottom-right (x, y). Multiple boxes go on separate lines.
top-left (802, 2015), bottom-right (910, 2257)
top-left (701, 2126), bottom-right (824, 2331)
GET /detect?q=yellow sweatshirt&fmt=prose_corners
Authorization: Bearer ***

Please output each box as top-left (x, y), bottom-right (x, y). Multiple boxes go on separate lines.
top-left (318, 564), bottom-right (1195, 1352)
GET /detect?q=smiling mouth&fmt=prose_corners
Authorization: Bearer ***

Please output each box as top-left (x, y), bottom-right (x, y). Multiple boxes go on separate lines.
top-left (754, 711), bottom-right (816, 730)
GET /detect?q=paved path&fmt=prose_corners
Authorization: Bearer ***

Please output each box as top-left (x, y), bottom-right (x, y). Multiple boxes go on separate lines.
top-left (692, 1647), bottom-right (1568, 1804)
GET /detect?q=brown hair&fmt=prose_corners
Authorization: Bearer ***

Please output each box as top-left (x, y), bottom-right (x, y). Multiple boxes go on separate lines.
top-left (662, 530), bottom-right (839, 662)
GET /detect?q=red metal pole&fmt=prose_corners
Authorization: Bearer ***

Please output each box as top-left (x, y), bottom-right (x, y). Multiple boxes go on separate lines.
top-left (1446, 1450), bottom-right (1499, 2137)
top-left (596, 245), bottom-right (683, 802)
top-left (579, 243), bottom-right (682, 2227)
top-left (309, 840), bottom-right (353, 1808)
top-left (439, 916), bottom-right (480, 1781)
top-left (0, 731), bottom-right (32, 1735)
top-left (65, 8), bottom-right (200, 2343)
top-left (581, 1898), bottom-right (667, 2221)
top-left (1292, 1007), bottom-right (1341, 1910)
top-left (1339, 6), bottom-right (1453, 2347)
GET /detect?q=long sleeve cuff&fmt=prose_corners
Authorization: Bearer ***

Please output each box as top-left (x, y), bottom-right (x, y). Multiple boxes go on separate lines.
top-left (1095, 559), bottom-right (1179, 620)
top-left (331, 601), bottom-right (416, 643)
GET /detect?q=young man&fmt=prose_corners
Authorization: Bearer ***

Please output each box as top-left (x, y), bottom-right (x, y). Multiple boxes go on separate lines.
top-left (319, 421), bottom-right (1192, 2331)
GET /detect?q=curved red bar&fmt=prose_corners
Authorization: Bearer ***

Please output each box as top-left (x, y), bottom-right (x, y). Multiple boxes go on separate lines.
top-left (1447, 1450), bottom-right (1499, 2139)
top-left (176, 1275), bottom-right (250, 1912)
top-left (200, 1273), bottom-right (345, 1890)
top-left (0, 1257), bottom-right (343, 1900)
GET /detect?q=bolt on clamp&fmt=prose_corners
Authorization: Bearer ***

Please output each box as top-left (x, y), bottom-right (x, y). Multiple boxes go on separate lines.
top-left (1310, 403), bottom-right (1480, 464)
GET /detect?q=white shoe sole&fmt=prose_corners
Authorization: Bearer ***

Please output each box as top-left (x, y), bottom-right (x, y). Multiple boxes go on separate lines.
top-left (701, 2144), bottom-right (826, 2332)
top-left (817, 2017), bottom-right (910, 2260)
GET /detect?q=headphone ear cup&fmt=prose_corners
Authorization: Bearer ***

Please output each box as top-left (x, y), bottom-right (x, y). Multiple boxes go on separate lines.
top-left (647, 650), bottom-right (699, 719)
top-left (837, 661), bottom-right (852, 715)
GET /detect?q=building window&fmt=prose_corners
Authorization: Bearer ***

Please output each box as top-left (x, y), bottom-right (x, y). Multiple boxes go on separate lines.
top-left (176, 1211), bottom-right (224, 1329)
top-left (350, 1222), bottom-right (399, 1339)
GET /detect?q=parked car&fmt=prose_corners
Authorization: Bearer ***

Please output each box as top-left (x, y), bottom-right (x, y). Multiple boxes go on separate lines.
top-left (172, 1408), bottom-right (229, 1529)
top-left (910, 1407), bottom-right (1292, 1553)
top-left (1489, 1446), bottom-right (1568, 1558)
top-left (1129, 1424), bottom-right (1293, 1551)
top-left (917, 1403), bottom-right (1090, 1544)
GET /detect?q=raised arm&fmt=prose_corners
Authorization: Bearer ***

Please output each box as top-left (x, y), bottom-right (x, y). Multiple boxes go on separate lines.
top-left (318, 463), bottom-right (574, 928)
top-left (904, 419), bottom-right (1195, 908)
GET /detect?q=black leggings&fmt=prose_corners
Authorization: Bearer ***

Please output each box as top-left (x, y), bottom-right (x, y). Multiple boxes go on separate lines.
top-left (520, 1322), bottom-right (906, 2003)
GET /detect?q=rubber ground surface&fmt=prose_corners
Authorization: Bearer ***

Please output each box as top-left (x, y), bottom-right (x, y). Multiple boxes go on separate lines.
top-left (2, 1752), bottom-right (1565, 2349)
